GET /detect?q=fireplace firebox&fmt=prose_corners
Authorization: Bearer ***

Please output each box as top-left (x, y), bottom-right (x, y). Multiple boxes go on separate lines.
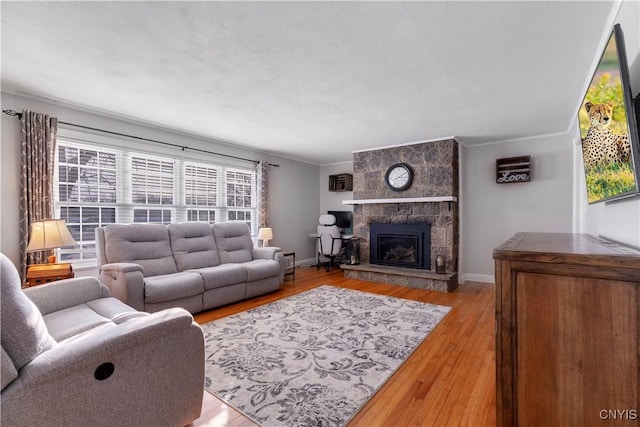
top-left (370, 223), bottom-right (431, 270)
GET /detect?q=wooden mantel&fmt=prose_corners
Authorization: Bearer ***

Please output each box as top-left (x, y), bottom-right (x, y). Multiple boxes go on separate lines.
top-left (342, 196), bottom-right (457, 205)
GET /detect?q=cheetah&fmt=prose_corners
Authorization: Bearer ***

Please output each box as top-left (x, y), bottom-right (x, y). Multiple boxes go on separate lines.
top-left (616, 132), bottom-right (631, 163)
top-left (581, 101), bottom-right (631, 169)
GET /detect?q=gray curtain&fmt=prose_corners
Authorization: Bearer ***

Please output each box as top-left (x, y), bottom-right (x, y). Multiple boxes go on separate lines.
top-left (19, 110), bottom-right (58, 280)
top-left (257, 160), bottom-right (269, 228)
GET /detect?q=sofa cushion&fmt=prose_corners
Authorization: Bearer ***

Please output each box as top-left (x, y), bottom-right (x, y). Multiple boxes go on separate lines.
top-left (24, 277), bottom-right (110, 316)
top-left (242, 259), bottom-right (282, 282)
top-left (44, 305), bottom-right (110, 342)
top-left (195, 264), bottom-right (246, 290)
top-left (144, 272), bottom-right (204, 304)
top-left (1, 345), bottom-right (18, 391)
top-left (168, 222), bottom-right (220, 270)
top-left (212, 222), bottom-right (254, 263)
top-left (0, 253), bottom-right (56, 370)
top-left (203, 283), bottom-right (246, 310)
top-left (103, 224), bottom-right (178, 277)
top-left (43, 297), bottom-right (145, 342)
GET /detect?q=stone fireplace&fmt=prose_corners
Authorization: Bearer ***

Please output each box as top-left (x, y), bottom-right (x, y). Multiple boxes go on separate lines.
top-left (340, 138), bottom-right (459, 292)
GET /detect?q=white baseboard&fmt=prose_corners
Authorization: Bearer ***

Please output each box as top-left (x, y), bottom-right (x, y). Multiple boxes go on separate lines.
top-left (461, 273), bottom-right (495, 284)
top-left (295, 258), bottom-right (317, 267)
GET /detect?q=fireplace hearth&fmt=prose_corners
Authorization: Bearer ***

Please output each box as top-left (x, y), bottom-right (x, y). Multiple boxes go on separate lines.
top-left (370, 223), bottom-right (431, 270)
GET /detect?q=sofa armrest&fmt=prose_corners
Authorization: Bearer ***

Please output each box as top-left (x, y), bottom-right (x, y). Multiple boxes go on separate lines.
top-left (101, 262), bottom-right (143, 274)
top-left (253, 247), bottom-right (285, 285)
top-left (24, 277), bottom-right (111, 315)
top-left (1, 307), bottom-right (204, 427)
top-left (252, 246), bottom-right (282, 260)
top-left (98, 263), bottom-right (145, 311)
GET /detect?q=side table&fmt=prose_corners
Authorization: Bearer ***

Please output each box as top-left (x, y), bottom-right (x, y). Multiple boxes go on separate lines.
top-left (26, 263), bottom-right (74, 287)
top-left (283, 252), bottom-right (295, 280)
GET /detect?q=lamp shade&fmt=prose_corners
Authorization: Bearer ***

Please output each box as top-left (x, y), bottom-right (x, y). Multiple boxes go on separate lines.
top-left (258, 227), bottom-right (273, 241)
top-left (26, 220), bottom-right (76, 252)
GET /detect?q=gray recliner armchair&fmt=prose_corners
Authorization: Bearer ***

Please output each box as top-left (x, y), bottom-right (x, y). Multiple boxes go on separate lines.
top-left (0, 253), bottom-right (205, 427)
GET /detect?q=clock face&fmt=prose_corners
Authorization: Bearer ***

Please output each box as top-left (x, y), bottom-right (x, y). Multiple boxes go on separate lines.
top-left (385, 163), bottom-right (413, 191)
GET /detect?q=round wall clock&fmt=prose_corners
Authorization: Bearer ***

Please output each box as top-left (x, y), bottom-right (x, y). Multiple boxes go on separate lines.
top-left (385, 162), bottom-right (413, 192)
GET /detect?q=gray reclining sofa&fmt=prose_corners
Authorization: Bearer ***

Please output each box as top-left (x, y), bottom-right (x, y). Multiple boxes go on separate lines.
top-left (96, 221), bottom-right (285, 314)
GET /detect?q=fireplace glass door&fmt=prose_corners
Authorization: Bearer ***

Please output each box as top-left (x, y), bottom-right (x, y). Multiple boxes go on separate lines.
top-left (377, 233), bottom-right (421, 268)
top-left (370, 223), bottom-right (431, 270)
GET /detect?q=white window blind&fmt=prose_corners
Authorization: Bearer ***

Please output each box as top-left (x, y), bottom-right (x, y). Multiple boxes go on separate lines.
top-left (225, 169), bottom-right (254, 230)
top-left (54, 137), bottom-right (257, 264)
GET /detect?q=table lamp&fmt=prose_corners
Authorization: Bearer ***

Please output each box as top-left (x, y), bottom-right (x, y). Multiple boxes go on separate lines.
top-left (258, 227), bottom-right (273, 247)
top-left (26, 219), bottom-right (76, 264)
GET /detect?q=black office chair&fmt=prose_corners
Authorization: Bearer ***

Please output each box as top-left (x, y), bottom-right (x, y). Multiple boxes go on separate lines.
top-left (316, 214), bottom-right (343, 271)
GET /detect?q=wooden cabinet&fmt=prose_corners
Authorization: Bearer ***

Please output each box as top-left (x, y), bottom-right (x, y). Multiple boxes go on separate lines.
top-left (494, 232), bottom-right (640, 427)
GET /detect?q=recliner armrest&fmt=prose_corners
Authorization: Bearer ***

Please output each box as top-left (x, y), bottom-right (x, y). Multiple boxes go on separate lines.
top-left (253, 247), bottom-right (285, 285)
top-left (100, 262), bottom-right (144, 274)
top-left (98, 263), bottom-right (145, 311)
top-left (24, 277), bottom-right (111, 315)
top-left (252, 246), bottom-right (282, 260)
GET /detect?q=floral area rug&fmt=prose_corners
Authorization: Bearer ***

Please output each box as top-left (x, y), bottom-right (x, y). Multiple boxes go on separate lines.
top-left (202, 285), bottom-right (451, 427)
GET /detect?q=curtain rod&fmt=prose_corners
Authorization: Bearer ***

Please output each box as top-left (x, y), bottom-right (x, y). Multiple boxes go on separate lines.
top-left (2, 109), bottom-right (279, 167)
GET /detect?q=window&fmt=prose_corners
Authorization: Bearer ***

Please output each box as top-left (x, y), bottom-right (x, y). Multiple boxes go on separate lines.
top-left (133, 209), bottom-right (172, 224)
top-left (187, 209), bottom-right (216, 223)
top-left (56, 144), bottom-right (119, 261)
top-left (55, 138), bottom-right (257, 264)
top-left (226, 169), bottom-right (254, 229)
top-left (57, 145), bottom-right (117, 204)
top-left (185, 163), bottom-right (217, 206)
top-left (131, 156), bottom-right (174, 205)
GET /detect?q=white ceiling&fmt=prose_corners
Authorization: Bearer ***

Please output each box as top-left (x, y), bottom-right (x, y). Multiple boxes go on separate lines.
top-left (1, 1), bottom-right (621, 165)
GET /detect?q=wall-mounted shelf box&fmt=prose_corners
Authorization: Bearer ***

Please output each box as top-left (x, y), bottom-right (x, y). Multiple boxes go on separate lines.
top-left (496, 155), bottom-right (531, 184)
top-left (329, 173), bottom-right (353, 192)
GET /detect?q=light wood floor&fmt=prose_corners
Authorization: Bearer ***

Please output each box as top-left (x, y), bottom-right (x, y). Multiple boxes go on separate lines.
top-left (189, 265), bottom-right (496, 427)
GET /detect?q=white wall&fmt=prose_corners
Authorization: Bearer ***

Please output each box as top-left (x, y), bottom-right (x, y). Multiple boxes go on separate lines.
top-left (0, 92), bottom-right (320, 270)
top-left (269, 158), bottom-right (320, 264)
top-left (461, 133), bottom-right (574, 281)
top-left (319, 161), bottom-right (354, 213)
top-left (578, 0), bottom-right (640, 249)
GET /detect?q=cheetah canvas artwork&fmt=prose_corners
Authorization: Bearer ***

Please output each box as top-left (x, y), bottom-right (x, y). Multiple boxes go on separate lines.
top-left (578, 24), bottom-right (640, 204)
